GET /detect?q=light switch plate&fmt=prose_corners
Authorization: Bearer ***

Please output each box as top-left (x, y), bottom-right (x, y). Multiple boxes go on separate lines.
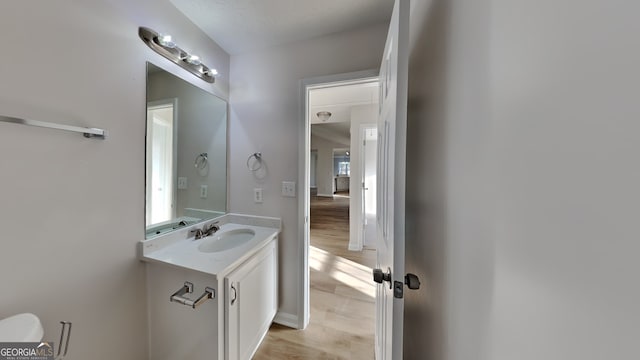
top-left (178, 177), bottom-right (188, 190)
top-left (200, 185), bottom-right (208, 198)
top-left (282, 181), bottom-right (296, 197)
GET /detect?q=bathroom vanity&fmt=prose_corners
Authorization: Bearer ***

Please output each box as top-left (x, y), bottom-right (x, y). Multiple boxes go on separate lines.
top-left (140, 214), bottom-right (280, 360)
top-left (141, 61), bottom-right (276, 360)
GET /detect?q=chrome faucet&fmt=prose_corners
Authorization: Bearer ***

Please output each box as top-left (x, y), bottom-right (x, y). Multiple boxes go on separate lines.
top-left (189, 222), bottom-right (220, 240)
top-left (189, 228), bottom-right (205, 240)
top-left (203, 222), bottom-right (220, 237)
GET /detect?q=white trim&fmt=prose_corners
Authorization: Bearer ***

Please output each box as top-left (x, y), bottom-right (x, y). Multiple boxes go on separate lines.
top-left (349, 123), bottom-right (377, 252)
top-left (273, 311), bottom-right (299, 329)
top-left (146, 98), bottom-right (178, 226)
top-left (298, 69), bottom-right (379, 330)
top-left (316, 193), bottom-right (335, 198)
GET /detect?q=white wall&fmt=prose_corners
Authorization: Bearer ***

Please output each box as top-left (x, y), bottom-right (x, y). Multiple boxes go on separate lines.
top-left (489, 0), bottom-right (640, 358)
top-left (0, 1), bottom-right (229, 359)
top-left (404, 0), bottom-right (640, 359)
top-left (348, 105), bottom-right (377, 250)
top-left (311, 134), bottom-right (346, 197)
top-left (228, 23), bottom-right (388, 319)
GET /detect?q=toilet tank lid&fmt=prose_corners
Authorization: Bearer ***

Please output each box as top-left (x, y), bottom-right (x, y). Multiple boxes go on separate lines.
top-left (0, 313), bottom-right (44, 342)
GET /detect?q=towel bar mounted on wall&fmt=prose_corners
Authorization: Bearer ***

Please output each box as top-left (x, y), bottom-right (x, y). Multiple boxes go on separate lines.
top-left (0, 115), bottom-right (107, 140)
top-left (55, 321), bottom-right (72, 360)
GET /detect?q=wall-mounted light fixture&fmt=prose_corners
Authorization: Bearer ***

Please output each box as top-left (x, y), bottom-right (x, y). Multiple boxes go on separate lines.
top-left (317, 111), bottom-right (332, 122)
top-left (139, 27), bottom-right (218, 83)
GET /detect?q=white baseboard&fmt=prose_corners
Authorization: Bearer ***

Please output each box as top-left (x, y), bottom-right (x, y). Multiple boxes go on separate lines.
top-left (273, 311), bottom-right (299, 329)
top-left (316, 193), bottom-right (334, 198)
top-left (348, 242), bottom-right (363, 251)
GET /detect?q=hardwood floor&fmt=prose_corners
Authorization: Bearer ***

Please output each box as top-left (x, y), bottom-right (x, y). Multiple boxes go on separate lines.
top-left (253, 195), bottom-right (377, 359)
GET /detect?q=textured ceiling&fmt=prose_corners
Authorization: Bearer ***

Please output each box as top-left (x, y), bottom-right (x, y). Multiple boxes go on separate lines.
top-left (170, 0), bottom-right (394, 54)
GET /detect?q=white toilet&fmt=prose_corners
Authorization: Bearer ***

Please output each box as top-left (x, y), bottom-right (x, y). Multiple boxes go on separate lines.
top-left (0, 313), bottom-right (43, 342)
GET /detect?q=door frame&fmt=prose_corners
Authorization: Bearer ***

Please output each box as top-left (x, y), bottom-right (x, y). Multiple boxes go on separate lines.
top-left (297, 70), bottom-right (379, 329)
top-left (146, 98), bottom-right (178, 226)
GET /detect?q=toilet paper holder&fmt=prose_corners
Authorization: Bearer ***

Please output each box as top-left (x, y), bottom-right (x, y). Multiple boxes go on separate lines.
top-left (170, 282), bottom-right (215, 309)
top-left (55, 321), bottom-right (72, 359)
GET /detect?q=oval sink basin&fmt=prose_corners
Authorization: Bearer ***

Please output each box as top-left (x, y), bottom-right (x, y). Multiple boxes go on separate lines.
top-left (198, 228), bottom-right (256, 253)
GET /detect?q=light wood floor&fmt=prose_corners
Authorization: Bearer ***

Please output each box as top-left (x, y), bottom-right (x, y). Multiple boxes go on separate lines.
top-left (253, 195), bottom-right (377, 359)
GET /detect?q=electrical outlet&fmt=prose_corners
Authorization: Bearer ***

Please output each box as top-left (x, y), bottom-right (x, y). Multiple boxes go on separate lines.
top-left (282, 181), bottom-right (296, 197)
top-left (200, 185), bottom-right (208, 199)
top-left (178, 177), bottom-right (188, 190)
top-left (254, 188), bottom-right (263, 203)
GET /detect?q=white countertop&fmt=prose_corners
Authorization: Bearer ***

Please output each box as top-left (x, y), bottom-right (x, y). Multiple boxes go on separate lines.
top-left (140, 221), bottom-right (279, 280)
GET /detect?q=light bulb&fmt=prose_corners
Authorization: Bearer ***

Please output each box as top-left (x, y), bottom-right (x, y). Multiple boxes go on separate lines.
top-left (157, 34), bottom-right (176, 49)
top-left (186, 55), bottom-right (201, 66)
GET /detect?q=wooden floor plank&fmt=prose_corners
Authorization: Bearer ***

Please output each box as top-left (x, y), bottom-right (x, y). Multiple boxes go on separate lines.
top-left (254, 195), bottom-right (376, 359)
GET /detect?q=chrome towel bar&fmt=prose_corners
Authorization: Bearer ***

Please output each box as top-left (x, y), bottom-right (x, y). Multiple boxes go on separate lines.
top-left (170, 282), bottom-right (215, 309)
top-left (0, 115), bottom-right (107, 139)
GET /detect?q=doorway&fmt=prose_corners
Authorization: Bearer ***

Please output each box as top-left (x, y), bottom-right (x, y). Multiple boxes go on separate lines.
top-left (146, 99), bottom-right (177, 226)
top-left (298, 70), bottom-right (379, 332)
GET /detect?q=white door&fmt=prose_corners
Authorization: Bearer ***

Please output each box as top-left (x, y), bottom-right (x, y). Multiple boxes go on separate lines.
top-left (361, 126), bottom-right (377, 248)
top-left (374, 0), bottom-right (410, 359)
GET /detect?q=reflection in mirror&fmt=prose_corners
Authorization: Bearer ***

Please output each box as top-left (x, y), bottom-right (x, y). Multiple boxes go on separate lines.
top-left (145, 62), bottom-right (227, 238)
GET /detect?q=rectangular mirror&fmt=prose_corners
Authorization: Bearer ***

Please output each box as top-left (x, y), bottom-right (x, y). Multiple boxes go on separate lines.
top-left (145, 62), bottom-right (227, 238)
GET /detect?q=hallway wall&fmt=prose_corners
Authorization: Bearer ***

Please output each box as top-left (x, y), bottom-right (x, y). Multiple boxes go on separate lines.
top-left (311, 134), bottom-right (347, 197)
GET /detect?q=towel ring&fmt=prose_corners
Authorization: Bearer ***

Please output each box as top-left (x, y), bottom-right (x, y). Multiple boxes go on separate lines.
top-left (195, 153), bottom-right (208, 169)
top-left (246, 152), bottom-right (263, 171)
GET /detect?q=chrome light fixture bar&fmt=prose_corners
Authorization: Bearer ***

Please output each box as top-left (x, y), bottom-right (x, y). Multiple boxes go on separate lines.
top-left (139, 27), bottom-right (218, 83)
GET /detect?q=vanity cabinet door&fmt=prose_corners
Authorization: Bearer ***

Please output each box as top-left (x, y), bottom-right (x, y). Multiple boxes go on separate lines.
top-left (224, 238), bottom-right (277, 360)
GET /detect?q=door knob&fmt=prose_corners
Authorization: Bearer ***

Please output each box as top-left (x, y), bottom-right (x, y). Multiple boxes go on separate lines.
top-left (373, 268), bottom-right (392, 289)
top-left (405, 273), bottom-right (420, 290)
top-left (393, 273), bottom-right (422, 299)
